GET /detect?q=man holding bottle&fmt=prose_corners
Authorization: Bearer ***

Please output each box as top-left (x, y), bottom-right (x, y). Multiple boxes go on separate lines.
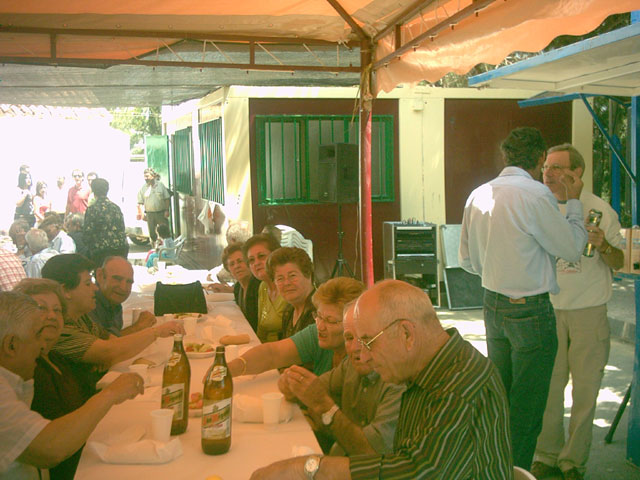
top-left (532, 144), bottom-right (624, 480)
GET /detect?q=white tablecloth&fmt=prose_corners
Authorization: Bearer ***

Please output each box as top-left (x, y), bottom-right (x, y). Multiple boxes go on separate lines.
top-left (76, 290), bottom-right (320, 480)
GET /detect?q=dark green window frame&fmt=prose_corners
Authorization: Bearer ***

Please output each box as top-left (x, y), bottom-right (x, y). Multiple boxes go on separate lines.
top-left (255, 114), bottom-right (394, 205)
top-left (171, 127), bottom-right (194, 195)
top-left (199, 119), bottom-right (225, 204)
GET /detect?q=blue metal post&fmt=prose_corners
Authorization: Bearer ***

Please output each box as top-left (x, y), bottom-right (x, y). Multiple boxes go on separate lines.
top-left (630, 279), bottom-right (640, 466)
top-left (612, 145), bottom-right (621, 216)
top-left (632, 96), bottom-right (640, 226)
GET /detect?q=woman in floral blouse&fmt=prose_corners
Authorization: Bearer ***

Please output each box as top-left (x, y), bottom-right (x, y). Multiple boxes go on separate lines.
top-left (82, 178), bottom-right (128, 266)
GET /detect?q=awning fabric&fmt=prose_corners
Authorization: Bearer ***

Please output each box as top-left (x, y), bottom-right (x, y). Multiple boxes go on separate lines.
top-left (0, 0), bottom-right (637, 105)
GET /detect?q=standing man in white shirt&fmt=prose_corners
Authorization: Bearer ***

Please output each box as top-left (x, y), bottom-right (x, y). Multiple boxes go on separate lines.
top-left (459, 127), bottom-right (588, 470)
top-left (531, 144), bottom-right (624, 480)
top-left (136, 168), bottom-right (170, 245)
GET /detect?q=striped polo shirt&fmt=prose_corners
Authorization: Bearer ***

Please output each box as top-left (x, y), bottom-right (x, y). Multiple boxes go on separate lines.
top-left (349, 328), bottom-right (513, 479)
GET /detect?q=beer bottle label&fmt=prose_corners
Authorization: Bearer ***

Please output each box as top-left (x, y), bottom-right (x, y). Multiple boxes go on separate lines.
top-left (210, 365), bottom-right (227, 382)
top-left (167, 352), bottom-right (182, 367)
top-left (162, 383), bottom-right (185, 421)
top-left (202, 398), bottom-right (232, 439)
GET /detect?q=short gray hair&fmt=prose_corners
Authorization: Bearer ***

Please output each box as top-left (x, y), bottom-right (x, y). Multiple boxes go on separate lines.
top-left (547, 143), bottom-right (585, 172)
top-left (25, 228), bottom-right (49, 253)
top-left (0, 292), bottom-right (40, 341)
top-left (373, 279), bottom-right (438, 329)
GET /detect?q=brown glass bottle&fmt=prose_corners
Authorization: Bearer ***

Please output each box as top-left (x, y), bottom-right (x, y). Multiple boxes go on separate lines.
top-left (202, 346), bottom-right (233, 454)
top-left (161, 334), bottom-right (191, 435)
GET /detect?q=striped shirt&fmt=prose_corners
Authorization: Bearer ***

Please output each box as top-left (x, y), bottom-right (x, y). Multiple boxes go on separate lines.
top-left (0, 249), bottom-right (26, 291)
top-left (349, 328), bottom-right (513, 479)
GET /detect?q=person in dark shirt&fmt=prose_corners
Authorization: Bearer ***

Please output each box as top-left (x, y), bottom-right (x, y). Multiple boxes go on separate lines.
top-left (223, 242), bottom-right (260, 332)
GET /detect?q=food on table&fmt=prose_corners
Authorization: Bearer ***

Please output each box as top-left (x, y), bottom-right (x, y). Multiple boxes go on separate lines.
top-left (189, 392), bottom-right (203, 410)
top-left (174, 312), bottom-right (204, 319)
top-left (185, 342), bottom-right (215, 353)
top-left (219, 334), bottom-right (250, 345)
top-left (132, 357), bottom-right (155, 366)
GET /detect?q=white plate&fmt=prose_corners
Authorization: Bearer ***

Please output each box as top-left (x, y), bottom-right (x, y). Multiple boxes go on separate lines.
top-left (184, 341), bottom-right (215, 359)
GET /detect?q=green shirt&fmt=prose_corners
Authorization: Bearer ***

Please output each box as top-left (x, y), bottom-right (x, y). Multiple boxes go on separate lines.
top-left (290, 324), bottom-right (333, 376)
top-left (256, 281), bottom-right (287, 343)
top-left (349, 328), bottom-right (513, 480)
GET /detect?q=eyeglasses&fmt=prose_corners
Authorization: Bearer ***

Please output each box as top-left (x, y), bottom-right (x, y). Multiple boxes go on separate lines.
top-left (541, 164), bottom-right (568, 174)
top-left (312, 311), bottom-right (342, 325)
top-left (73, 174), bottom-right (83, 178)
top-left (358, 318), bottom-right (404, 351)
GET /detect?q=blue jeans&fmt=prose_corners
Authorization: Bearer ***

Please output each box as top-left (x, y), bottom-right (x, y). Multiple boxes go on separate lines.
top-left (483, 289), bottom-right (558, 470)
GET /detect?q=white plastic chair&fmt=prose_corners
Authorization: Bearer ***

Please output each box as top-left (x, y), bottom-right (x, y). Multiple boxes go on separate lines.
top-left (157, 235), bottom-right (185, 265)
top-left (514, 466), bottom-right (537, 480)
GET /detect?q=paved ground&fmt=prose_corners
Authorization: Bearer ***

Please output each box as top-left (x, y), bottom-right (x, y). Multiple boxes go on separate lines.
top-left (437, 301), bottom-right (639, 479)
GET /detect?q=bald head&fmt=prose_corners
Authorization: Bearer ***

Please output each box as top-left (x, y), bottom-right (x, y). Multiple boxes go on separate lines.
top-left (96, 256), bottom-right (134, 305)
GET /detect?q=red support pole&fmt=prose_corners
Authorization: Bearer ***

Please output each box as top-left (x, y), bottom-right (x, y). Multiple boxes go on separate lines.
top-left (359, 40), bottom-right (375, 287)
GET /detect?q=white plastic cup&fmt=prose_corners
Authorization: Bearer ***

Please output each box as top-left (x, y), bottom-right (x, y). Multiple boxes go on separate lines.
top-left (128, 364), bottom-right (150, 386)
top-left (262, 392), bottom-right (283, 426)
top-left (131, 308), bottom-right (142, 324)
top-left (183, 316), bottom-right (197, 337)
top-left (150, 409), bottom-right (174, 443)
top-left (157, 260), bottom-right (166, 272)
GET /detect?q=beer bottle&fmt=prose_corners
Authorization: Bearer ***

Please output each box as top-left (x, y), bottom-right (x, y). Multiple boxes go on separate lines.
top-left (202, 346), bottom-right (233, 454)
top-left (161, 334), bottom-right (191, 435)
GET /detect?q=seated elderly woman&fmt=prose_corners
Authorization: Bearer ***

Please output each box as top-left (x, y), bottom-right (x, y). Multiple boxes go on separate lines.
top-left (243, 233), bottom-right (285, 343)
top-left (221, 277), bottom-right (365, 379)
top-left (267, 247), bottom-right (315, 339)
top-left (220, 242), bottom-right (261, 333)
top-left (13, 278), bottom-right (91, 480)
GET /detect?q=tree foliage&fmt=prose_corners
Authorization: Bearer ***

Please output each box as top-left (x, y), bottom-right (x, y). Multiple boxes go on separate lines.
top-left (109, 107), bottom-right (163, 154)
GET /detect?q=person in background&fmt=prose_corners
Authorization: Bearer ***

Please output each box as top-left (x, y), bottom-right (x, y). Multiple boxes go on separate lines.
top-left (16, 170), bottom-right (35, 227)
top-left (221, 277), bottom-right (365, 380)
top-left (0, 291), bottom-right (143, 480)
top-left (267, 247), bottom-right (316, 339)
top-left (243, 233), bottom-right (286, 343)
top-left (8, 219), bottom-right (31, 259)
top-left (66, 169), bottom-right (90, 216)
top-left (32, 181), bottom-right (52, 224)
top-left (145, 224), bottom-right (174, 268)
top-left (83, 178), bottom-right (128, 266)
top-left (50, 176), bottom-right (67, 216)
top-left (459, 127), bottom-right (587, 469)
top-left (136, 168), bottom-right (170, 245)
top-left (41, 254), bottom-right (184, 394)
top-left (0, 248), bottom-right (26, 291)
top-left (64, 214), bottom-right (88, 258)
top-left (86, 172), bottom-right (98, 207)
top-left (13, 279), bottom-right (92, 480)
top-left (24, 229), bottom-right (58, 278)
top-left (532, 144), bottom-right (625, 480)
top-left (39, 214), bottom-right (76, 254)
top-left (92, 256), bottom-right (157, 337)
top-left (224, 242), bottom-right (260, 332)
top-left (251, 280), bottom-right (513, 480)
top-left (280, 302), bottom-right (404, 456)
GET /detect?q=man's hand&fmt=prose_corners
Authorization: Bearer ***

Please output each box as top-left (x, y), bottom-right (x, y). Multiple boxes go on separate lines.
top-left (277, 373), bottom-right (297, 402)
top-left (559, 169), bottom-right (584, 200)
top-left (206, 283), bottom-right (234, 293)
top-left (284, 365), bottom-right (334, 415)
top-left (103, 373), bottom-right (144, 404)
top-left (153, 320), bottom-right (185, 338)
top-left (136, 213), bottom-right (143, 221)
top-left (135, 311), bottom-right (157, 330)
top-left (585, 224), bottom-right (606, 250)
top-left (250, 457), bottom-right (306, 480)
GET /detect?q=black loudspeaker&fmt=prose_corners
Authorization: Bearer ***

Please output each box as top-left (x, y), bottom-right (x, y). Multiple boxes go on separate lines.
top-left (317, 143), bottom-right (359, 204)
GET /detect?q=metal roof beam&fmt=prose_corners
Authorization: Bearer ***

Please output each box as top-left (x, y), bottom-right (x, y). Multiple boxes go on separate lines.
top-left (0, 25), bottom-right (359, 48)
top-left (373, 0), bottom-right (439, 42)
top-left (325, 0), bottom-right (369, 40)
top-left (555, 61), bottom-right (640, 91)
top-left (0, 55), bottom-right (361, 73)
top-left (373, 0), bottom-right (496, 70)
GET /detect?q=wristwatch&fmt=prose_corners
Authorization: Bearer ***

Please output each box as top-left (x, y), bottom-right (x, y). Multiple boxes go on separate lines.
top-left (601, 244), bottom-right (613, 255)
top-left (321, 404), bottom-right (340, 426)
top-left (304, 455), bottom-right (322, 479)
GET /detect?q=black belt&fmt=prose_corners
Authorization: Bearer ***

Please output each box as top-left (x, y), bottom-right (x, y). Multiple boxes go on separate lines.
top-left (488, 290), bottom-right (549, 305)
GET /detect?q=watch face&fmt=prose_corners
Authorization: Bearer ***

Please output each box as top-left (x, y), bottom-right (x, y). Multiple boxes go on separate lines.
top-left (305, 456), bottom-right (320, 473)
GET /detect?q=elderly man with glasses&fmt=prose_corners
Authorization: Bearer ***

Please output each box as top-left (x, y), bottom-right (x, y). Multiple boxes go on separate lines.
top-left (251, 280), bottom-right (512, 480)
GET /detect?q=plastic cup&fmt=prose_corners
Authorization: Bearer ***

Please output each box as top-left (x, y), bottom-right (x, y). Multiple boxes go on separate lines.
top-left (262, 392), bottom-right (283, 426)
top-left (150, 409), bottom-right (174, 443)
top-left (157, 261), bottom-right (166, 272)
top-left (183, 316), bottom-right (197, 337)
top-left (128, 364), bottom-right (150, 386)
top-left (131, 308), bottom-right (142, 324)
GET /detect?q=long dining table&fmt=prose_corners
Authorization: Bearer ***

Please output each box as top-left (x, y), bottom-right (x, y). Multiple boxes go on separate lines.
top-left (75, 267), bottom-right (320, 480)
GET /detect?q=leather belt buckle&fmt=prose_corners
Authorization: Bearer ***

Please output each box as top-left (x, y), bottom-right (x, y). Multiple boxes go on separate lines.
top-left (509, 297), bottom-right (526, 304)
